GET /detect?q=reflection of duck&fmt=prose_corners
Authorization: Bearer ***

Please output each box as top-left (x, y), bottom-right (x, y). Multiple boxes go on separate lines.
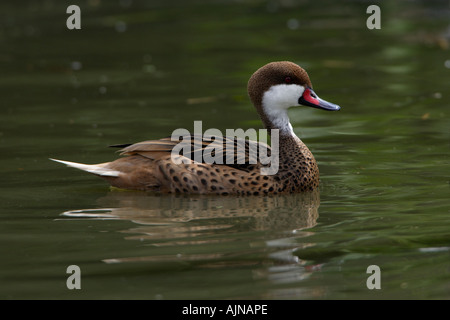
top-left (51, 61), bottom-right (340, 194)
top-left (61, 189), bottom-right (320, 232)
top-left (60, 190), bottom-right (321, 290)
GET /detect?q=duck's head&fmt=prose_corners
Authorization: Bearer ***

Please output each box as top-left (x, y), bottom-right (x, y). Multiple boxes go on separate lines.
top-left (247, 61), bottom-right (340, 134)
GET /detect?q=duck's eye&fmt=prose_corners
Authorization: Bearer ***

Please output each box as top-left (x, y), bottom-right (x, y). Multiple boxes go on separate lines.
top-left (284, 76), bottom-right (292, 84)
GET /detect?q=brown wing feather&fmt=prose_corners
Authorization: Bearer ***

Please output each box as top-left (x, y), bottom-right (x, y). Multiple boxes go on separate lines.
top-left (118, 134), bottom-right (271, 167)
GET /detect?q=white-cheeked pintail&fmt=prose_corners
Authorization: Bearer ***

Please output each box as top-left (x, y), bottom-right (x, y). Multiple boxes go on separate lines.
top-left (51, 61), bottom-right (340, 195)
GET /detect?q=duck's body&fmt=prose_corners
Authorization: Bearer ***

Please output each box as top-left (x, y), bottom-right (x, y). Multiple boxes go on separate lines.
top-left (51, 61), bottom-right (340, 195)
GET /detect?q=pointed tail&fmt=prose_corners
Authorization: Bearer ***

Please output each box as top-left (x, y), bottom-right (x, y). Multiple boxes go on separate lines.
top-left (50, 158), bottom-right (121, 177)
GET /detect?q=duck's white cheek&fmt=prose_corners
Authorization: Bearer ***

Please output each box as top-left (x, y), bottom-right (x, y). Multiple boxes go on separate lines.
top-left (262, 84), bottom-right (305, 111)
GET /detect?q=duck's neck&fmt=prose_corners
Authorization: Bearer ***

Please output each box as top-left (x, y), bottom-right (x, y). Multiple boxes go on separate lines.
top-left (257, 100), bottom-right (312, 162)
top-left (264, 108), bottom-right (296, 136)
top-left (258, 100), bottom-right (298, 139)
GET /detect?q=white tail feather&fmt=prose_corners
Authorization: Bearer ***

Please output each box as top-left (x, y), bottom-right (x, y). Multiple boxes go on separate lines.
top-left (50, 158), bottom-right (121, 177)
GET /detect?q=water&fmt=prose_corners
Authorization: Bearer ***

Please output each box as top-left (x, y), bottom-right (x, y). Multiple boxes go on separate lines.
top-left (0, 1), bottom-right (449, 300)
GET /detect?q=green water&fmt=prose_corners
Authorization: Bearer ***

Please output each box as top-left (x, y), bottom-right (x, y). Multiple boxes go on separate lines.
top-left (0, 1), bottom-right (449, 299)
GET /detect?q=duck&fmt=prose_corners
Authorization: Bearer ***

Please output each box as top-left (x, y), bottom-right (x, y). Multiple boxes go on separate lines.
top-left (51, 61), bottom-right (340, 195)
